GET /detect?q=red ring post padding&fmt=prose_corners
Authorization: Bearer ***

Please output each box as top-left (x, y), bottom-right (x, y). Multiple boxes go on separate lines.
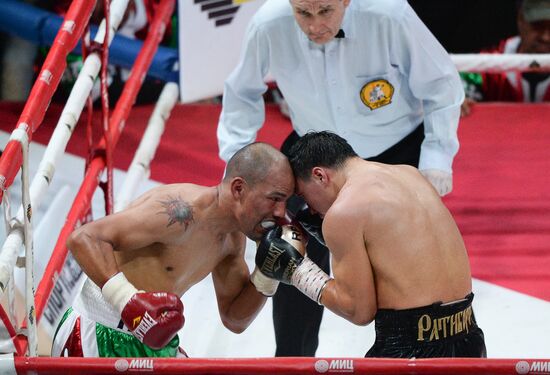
top-left (11, 357), bottom-right (547, 375)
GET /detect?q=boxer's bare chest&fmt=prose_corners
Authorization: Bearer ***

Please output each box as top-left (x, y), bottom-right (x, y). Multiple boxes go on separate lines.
top-left (117, 224), bottom-right (230, 295)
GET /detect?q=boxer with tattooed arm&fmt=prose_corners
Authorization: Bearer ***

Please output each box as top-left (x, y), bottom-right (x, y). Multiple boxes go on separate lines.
top-left (52, 142), bottom-right (294, 358)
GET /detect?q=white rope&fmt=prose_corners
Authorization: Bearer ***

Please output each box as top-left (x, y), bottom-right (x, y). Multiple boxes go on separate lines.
top-left (451, 54), bottom-right (550, 72)
top-left (7, 125), bottom-right (37, 357)
top-left (114, 83), bottom-right (179, 212)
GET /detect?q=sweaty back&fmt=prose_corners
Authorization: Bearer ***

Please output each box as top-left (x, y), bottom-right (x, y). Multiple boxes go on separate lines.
top-left (329, 162), bottom-right (471, 309)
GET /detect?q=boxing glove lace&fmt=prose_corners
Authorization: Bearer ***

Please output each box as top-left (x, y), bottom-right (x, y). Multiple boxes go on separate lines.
top-left (250, 266), bottom-right (279, 296)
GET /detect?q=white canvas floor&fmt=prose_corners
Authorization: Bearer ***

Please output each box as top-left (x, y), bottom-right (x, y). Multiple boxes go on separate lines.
top-left (1, 131), bottom-right (549, 359)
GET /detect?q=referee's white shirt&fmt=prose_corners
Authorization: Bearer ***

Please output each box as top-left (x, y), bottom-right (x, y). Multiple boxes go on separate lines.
top-left (217, 0), bottom-right (464, 173)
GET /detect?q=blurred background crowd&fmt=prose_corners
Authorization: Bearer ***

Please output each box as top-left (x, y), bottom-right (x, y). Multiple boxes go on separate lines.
top-left (2, 0), bottom-right (549, 110)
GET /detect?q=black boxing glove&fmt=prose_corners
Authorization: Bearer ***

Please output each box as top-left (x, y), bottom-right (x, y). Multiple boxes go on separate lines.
top-left (255, 225), bottom-right (305, 284)
top-left (293, 203), bottom-right (326, 246)
top-left (256, 224), bottom-right (332, 304)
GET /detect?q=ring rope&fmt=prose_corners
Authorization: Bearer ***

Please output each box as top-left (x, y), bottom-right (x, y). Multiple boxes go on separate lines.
top-left (6, 126), bottom-right (36, 356)
top-left (451, 53), bottom-right (550, 72)
top-left (0, 356), bottom-right (544, 375)
top-left (97, 0), bottom-right (114, 216)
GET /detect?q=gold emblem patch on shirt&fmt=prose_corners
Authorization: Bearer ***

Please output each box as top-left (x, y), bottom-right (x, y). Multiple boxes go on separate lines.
top-left (360, 79), bottom-right (394, 110)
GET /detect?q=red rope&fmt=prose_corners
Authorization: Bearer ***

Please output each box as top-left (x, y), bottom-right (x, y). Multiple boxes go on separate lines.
top-left (81, 18), bottom-right (96, 228)
top-left (81, 24), bottom-right (94, 173)
top-left (11, 357), bottom-right (546, 375)
top-left (98, 0), bottom-right (113, 216)
top-left (0, 304), bottom-right (23, 356)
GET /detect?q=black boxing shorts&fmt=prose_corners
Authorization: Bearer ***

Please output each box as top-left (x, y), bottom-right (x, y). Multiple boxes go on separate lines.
top-left (365, 293), bottom-right (486, 358)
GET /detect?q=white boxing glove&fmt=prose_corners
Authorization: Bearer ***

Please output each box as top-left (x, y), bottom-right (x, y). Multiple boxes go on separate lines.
top-left (420, 169), bottom-right (453, 196)
top-left (250, 267), bottom-right (279, 296)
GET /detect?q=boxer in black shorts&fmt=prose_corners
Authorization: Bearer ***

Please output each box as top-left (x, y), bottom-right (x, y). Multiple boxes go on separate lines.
top-left (255, 132), bottom-right (487, 358)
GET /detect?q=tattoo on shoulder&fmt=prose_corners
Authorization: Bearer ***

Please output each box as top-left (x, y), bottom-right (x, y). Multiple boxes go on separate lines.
top-left (157, 195), bottom-right (194, 228)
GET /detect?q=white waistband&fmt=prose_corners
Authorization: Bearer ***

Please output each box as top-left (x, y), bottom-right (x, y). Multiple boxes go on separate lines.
top-left (73, 277), bottom-right (124, 330)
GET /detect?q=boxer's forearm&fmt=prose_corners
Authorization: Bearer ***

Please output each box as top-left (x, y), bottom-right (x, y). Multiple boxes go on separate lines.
top-left (319, 281), bottom-right (376, 326)
top-left (219, 281), bottom-right (268, 333)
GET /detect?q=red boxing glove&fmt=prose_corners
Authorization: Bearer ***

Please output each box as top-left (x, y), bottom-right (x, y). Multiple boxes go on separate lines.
top-left (121, 292), bottom-right (184, 349)
top-left (102, 273), bottom-right (184, 349)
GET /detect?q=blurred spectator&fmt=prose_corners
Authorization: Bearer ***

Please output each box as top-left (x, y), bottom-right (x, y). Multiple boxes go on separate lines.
top-left (0, 0), bottom-right (39, 102)
top-left (461, 0), bottom-right (550, 116)
top-left (0, 34), bottom-right (36, 102)
top-left (409, 0), bottom-right (518, 53)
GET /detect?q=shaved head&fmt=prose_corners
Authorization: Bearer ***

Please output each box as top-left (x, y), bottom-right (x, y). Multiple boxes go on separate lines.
top-left (223, 143), bottom-right (294, 240)
top-left (225, 143), bottom-right (290, 186)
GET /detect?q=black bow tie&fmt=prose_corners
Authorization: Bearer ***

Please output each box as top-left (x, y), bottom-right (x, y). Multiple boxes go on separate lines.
top-left (335, 29), bottom-right (345, 38)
